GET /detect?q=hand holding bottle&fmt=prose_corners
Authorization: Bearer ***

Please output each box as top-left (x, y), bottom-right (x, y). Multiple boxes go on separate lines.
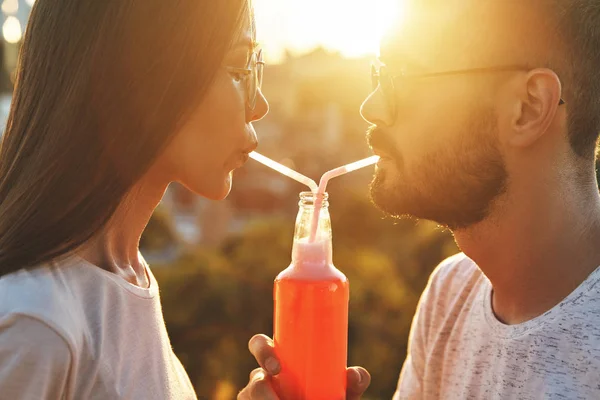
top-left (238, 334), bottom-right (371, 400)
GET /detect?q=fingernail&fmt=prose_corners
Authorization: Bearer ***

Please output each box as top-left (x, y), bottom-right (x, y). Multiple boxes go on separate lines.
top-left (265, 357), bottom-right (280, 374)
top-left (355, 368), bottom-right (363, 384)
top-left (248, 339), bottom-right (259, 354)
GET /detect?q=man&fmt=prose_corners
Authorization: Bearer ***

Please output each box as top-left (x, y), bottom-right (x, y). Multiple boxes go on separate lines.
top-left (239, 0), bottom-right (600, 398)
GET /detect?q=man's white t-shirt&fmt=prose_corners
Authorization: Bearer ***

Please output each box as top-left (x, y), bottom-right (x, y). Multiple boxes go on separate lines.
top-left (394, 253), bottom-right (600, 400)
top-left (0, 256), bottom-right (196, 399)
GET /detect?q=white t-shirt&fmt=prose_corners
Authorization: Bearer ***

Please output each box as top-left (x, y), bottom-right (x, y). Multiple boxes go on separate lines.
top-left (0, 256), bottom-right (196, 400)
top-left (394, 253), bottom-right (600, 400)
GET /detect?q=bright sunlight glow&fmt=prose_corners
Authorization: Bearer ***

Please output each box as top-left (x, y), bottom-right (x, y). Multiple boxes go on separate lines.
top-left (254, 0), bottom-right (406, 62)
top-left (1, 0), bottom-right (18, 15)
top-left (2, 16), bottom-right (21, 44)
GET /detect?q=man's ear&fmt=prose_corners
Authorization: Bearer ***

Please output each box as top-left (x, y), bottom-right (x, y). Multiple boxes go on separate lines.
top-left (505, 68), bottom-right (562, 148)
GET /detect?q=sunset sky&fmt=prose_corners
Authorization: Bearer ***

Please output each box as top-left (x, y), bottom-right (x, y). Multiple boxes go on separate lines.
top-left (253, 0), bottom-right (405, 62)
top-left (0, 0), bottom-right (405, 58)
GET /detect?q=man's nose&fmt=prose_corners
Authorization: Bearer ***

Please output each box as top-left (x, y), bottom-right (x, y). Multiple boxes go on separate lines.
top-left (360, 87), bottom-right (394, 127)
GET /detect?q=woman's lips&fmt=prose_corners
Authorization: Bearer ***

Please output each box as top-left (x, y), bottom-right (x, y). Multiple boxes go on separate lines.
top-left (238, 152), bottom-right (250, 166)
top-left (226, 151), bottom-right (251, 171)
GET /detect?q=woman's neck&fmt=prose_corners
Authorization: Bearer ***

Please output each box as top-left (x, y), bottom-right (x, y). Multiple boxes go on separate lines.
top-left (76, 176), bottom-right (169, 288)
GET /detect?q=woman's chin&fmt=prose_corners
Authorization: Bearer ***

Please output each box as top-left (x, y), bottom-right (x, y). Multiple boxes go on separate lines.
top-left (217, 172), bottom-right (233, 199)
top-left (181, 172), bottom-right (233, 201)
top-left (201, 172), bottom-right (232, 201)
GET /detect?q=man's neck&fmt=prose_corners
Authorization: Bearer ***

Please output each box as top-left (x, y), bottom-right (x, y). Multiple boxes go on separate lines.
top-left (454, 176), bottom-right (600, 325)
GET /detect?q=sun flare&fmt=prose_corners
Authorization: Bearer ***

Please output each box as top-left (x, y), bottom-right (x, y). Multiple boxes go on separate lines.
top-left (254, 0), bottom-right (406, 62)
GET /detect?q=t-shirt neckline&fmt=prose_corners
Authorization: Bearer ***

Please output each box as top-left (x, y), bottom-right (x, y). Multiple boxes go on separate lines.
top-left (67, 254), bottom-right (159, 299)
top-left (482, 264), bottom-right (600, 339)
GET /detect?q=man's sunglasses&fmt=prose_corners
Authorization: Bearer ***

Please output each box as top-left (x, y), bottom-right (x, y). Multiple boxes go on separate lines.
top-left (371, 64), bottom-right (565, 122)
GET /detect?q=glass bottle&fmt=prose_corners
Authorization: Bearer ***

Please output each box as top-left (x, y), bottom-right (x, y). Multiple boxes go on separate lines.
top-left (272, 192), bottom-right (349, 400)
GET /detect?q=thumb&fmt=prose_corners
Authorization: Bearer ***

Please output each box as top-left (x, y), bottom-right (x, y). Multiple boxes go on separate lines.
top-left (346, 367), bottom-right (371, 400)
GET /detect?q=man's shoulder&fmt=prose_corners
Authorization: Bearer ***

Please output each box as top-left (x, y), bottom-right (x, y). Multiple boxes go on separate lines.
top-left (421, 253), bottom-right (484, 311)
top-left (429, 252), bottom-right (481, 289)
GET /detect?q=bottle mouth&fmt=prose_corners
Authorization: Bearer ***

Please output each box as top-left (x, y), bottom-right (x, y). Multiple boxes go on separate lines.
top-left (299, 191), bottom-right (329, 207)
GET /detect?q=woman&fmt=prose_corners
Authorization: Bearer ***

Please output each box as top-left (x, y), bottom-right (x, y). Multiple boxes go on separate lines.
top-left (0, 0), bottom-right (266, 398)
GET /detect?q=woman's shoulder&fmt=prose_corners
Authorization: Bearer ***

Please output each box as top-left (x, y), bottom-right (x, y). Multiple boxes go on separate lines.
top-left (0, 261), bottom-right (87, 349)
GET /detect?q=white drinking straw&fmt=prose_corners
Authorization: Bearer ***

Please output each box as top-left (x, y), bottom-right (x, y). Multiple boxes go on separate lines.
top-left (309, 156), bottom-right (380, 242)
top-left (249, 152), bottom-right (319, 193)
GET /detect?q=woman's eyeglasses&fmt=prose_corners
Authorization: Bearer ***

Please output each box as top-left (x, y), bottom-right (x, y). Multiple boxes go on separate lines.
top-left (226, 49), bottom-right (265, 110)
top-left (371, 64), bottom-right (565, 122)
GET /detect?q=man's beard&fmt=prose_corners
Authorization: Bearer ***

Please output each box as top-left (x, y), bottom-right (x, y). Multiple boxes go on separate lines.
top-left (369, 108), bottom-right (508, 230)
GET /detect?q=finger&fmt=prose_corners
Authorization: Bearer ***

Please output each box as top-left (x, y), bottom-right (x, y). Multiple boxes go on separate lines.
top-left (249, 367), bottom-right (264, 381)
top-left (248, 370), bottom-right (279, 400)
top-left (248, 334), bottom-right (280, 375)
top-left (239, 370), bottom-right (273, 400)
top-left (346, 366), bottom-right (371, 400)
top-left (237, 386), bottom-right (250, 400)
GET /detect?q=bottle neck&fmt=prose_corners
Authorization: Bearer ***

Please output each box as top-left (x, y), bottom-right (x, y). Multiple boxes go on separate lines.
top-left (292, 192), bottom-right (332, 265)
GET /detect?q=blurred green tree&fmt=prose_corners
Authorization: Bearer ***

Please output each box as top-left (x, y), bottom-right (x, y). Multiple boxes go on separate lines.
top-left (139, 206), bottom-right (177, 253)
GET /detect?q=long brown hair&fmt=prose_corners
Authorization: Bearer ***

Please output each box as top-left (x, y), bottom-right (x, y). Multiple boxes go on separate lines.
top-left (0, 0), bottom-right (249, 276)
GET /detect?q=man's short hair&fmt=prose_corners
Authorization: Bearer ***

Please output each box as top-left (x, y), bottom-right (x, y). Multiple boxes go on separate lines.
top-left (551, 1), bottom-right (600, 160)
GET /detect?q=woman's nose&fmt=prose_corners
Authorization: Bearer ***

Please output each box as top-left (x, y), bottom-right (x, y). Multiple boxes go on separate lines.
top-left (248, 88), bottom-right (269, 122)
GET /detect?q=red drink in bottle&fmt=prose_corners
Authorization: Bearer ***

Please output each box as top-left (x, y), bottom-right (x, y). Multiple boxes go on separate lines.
top-left (273, 192), bottom-right (349, 400)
